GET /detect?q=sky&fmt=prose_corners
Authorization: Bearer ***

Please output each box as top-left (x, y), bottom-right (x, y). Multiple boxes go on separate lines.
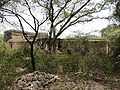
top-left (61, 19), bottom-right (111, 38)
top-left (61, 7), bottom-right (113, 38)
top-left (0, 0), bottom-right (113, 38)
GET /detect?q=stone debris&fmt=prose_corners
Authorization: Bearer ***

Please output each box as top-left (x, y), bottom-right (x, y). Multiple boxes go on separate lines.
top-left (14, 71), bottom-right (59, 90)
top-left (13, 71), bottom-right (120, 90)
top-left (13, 71), bottom-right (85, 90)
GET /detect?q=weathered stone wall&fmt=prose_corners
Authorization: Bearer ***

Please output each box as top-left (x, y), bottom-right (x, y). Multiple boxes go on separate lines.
top-left (4, 30), bottom-right (48, 49)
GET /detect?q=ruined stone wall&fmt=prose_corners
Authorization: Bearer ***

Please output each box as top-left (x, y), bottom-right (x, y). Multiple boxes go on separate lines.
top-left (4, 30), bottom-right (48, 49)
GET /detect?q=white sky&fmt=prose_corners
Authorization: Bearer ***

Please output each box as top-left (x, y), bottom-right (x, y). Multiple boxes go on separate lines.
top-left (59, 8), bottom-right (113, 38)
top-left (60, 19), bottom-right (110, 38)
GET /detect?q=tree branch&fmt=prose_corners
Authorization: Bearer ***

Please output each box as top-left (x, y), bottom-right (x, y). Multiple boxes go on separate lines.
top-left (24, 0), bottom-right (38, 31)
top-left (1, 8), bottom-right (35, 30)
top-left (15, 14), bottom-right (31, 44)
top-left (54, 0), bottom-right (70, 21)
top-left (59, 0), bottom-right (91, 32)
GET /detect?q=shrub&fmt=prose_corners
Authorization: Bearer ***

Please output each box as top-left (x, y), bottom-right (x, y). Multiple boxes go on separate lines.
top-left (35, 51), bottom-right (89, 74)
top-left (86, 54), bottom-right (113, 75)
top-left (0, 42), bottom-right (30, 89)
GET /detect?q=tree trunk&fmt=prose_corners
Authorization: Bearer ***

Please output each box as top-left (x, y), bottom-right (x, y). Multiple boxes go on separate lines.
top-left (48, 29), bottom-right (52, 53)
top-left (48, 38), bottom-right (56, 53)
top-left (30, 44), bottom-right (36, 71)
top-left (48, 38), bottom-right (52, 54)
top-left (52, 26), bottom-right (56, 53)
top-left (52, 38), bottom-right (57, 53)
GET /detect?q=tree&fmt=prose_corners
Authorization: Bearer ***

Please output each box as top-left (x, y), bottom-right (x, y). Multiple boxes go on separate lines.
top-left (101, 24), bottom-right (120, 40)
top-left (113, 0), bottom-right (120, 23)
top-left (101, 24), bottom-right (120, 71)
top-left (0, 0), bottom-right (11, 8)
top-left (37, 0), bottom-right (109, 52)
top-left (101, 24), bottom-right (120, 60)
top-left (0, 0), bottom-right (12, 21)
top-left (0, 0), bottom-right (47, 71)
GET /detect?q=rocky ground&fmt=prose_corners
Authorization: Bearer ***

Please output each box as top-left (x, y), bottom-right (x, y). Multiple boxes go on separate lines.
top-left (13, 71), bottom-right (120, 90)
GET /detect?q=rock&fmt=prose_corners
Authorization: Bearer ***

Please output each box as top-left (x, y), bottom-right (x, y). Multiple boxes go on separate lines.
top-left (13, 71), bottom-right (120, 90)
top-left (13, 71), bottom-right (59, 90)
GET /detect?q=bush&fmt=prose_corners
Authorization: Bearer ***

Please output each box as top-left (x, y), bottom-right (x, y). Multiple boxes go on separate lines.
top-left (0, 42), bottom-right (30, 89)
top-left (34, 49), bottom-right (114, 76)
top-left (35, 51), bottom-right (80, 74)
top-left (85, 55), bottom-right (113, 78)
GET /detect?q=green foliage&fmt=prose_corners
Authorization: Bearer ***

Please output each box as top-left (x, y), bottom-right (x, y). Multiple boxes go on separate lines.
top-left (0, 0), bottom-right (10, 8)
top-left (35, 52), bottom-right (80, 74)
top-left (101, 24), bottom-right (120, 40)
top-left (0, 40), bottom-right (31, 89)
top-left (88, 55), bottom-right (113, 74)
top-left (101, 25), bottom-right (120, 72)
top-left (113, 0), bottom-right (120, 22)
top-left (0, 50), bottom-right (30, 89)
top-left (0, 38), bottom-right (115, 89)
top-left (63, 10), bottom-right (70, 17)
top-left (34, 49), bottom-right (113, 76)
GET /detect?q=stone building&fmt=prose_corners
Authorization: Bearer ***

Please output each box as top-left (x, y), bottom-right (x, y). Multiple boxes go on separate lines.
top-left (4, 30), bottom-right (48, 48)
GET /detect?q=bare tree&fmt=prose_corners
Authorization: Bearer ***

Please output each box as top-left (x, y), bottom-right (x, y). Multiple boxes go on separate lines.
top-left (0, 0), bottom-right (47, 71)
top-left (37, 0), bottom-right (109, 52)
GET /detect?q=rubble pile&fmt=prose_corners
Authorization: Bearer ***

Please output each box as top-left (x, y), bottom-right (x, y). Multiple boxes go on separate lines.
top-left (14, 71), bottom-right (81, 90)
top-left (14, 71), bottom-right (59, 90)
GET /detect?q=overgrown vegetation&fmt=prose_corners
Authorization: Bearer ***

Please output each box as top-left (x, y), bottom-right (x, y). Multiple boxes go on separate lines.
top-left (101, 24), bottom-right (120, 72)
top-left (0, 36), bottom-right (117, 89)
